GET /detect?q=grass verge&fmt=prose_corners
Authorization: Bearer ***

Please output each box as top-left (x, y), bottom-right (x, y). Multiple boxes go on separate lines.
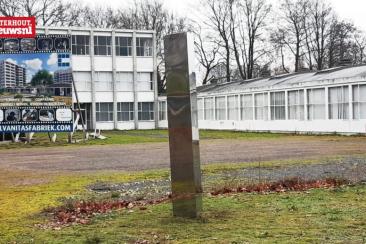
top-left (0, 129), bottom-right (335, 150)
top-left (0, 155), bottom-right (366, 243)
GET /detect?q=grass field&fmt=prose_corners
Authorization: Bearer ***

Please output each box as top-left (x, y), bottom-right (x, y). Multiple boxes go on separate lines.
top-left (0, 130), bottom-right (293, 150)
top-left (1, 130), bottom-right (366, 243)
top-left (1, 163), bottom-right (366, 243)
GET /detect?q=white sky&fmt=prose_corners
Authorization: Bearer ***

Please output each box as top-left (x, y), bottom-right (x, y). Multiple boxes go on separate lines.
top-left (82, 0), bottom-right (366, 32)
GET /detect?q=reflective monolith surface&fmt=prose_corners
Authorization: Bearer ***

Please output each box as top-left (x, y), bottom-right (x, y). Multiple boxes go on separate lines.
top-left (164, 32), bottom-right (202, 218)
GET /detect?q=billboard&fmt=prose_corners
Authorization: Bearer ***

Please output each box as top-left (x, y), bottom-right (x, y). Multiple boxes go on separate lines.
top-left (0, 35), bottom-right (73, 133)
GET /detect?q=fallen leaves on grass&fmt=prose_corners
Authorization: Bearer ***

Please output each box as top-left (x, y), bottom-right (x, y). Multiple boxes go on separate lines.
top-left (38, 177), bottom-right (349, 230)
top-left (38, 197), bottom-right (170, 229)
top-left (210, 177), bottom-right (349, 196)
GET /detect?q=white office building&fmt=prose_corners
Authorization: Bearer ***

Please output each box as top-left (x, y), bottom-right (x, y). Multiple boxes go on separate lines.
top-left (159, 65), bottom-right (366, 135)
top-left (54, 68), bottom-right (73, 84)
top-left (0, 60), bottom-right (26, 88)
top-left (37, 27), bottom-right (157, 130)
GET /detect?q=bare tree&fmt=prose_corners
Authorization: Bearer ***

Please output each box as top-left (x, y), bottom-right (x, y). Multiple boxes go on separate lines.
top-left (236, 0), bottom-right (271, 79)
top-left (308, 0), bottom-right (332, 70)
top-left (327, 18), bottom-right (356, 67)
top-left (276, 0), bottom-right (308, 72)
top-left (193, 27), bottom-right (220, 85)
top-left (270, 29), bottom-right (290, 74)
top-left (0, 0), bottom-right (81, 26)
top-left (204, 0), bottom-right (232, 82)
top-left (230, 0), bottom-right (246, 80)
top-left (353, 31), bottom-right (366, 64)
top-left (301, 1), bottom-right (314, 70)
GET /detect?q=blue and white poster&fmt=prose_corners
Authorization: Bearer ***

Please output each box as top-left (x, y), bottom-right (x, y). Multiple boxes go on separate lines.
top-left (0, 35), bottom-right (73, 133)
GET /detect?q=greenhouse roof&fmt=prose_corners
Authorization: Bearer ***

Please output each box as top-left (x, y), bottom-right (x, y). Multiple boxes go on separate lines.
top-left (197, 65), bottom-right (366, 95)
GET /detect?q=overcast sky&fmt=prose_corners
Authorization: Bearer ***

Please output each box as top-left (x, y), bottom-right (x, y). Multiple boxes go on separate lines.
top-left (82, 0), bottom-right (366, 32)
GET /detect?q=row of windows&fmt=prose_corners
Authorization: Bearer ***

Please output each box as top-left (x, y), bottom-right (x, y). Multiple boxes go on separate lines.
top-left (71, 35), bottom-right (152, 57)
top-left (192, 85), bottom-right (366, 121)
top-left (96, 102), bottom-right (154, 122)
top-left (74, 71), bottom-right (153, 83)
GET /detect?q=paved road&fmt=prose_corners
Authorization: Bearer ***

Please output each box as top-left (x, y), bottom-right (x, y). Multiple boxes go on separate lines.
top-left (1, 137), bottom-right (366, 172)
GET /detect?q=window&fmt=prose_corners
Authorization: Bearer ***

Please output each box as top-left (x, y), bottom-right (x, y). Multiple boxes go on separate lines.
top-left (115, 37), bottom-right (132, 56)
top-left (73, 72), bottom-right (91, 82)
top-left (137, 72), bottom-right (152, 82)
top-left (117, 102), bottom-right (134, 121)
top-left (254, 93), bottom-right (268, 120)
top-left (204, 97), bottom-right (214, 120)
top-left (329, 86), bottom-right (349, 120)
top-left (215, 96), bottom-right (226, 120)
top-left (353, 84), bottom-right (366, 119)
top-left (72, 35), bottom-right (90, 55)
top-left (136, 38), bottom-right (152, 56)
top-left (96, 103), bottom-right (113, 122)
top-left (227, 95), bottom-right (238, 120)
top-left (116, 72), bottom-right (133, 83)
top-left (159, 101), bottom-right (167, 121)
top-left (197, 98), bottom-right (204, 120)
top-left (288, 90), bottom-right (304, 120)
top-left (136, 72), bottom-right (153, 91)
top-left (270, 92), bottom-right (286, 120)
top-left (94, 72), bottom-right (112, 82)
top-left (138, 102), bottom-right (154, 120)
top-left (241, 94), bottom-right (253, 120)
top-left (307, 88), bottom-right (325, 120)
top-left (94, 36), bottom-right (111, 56)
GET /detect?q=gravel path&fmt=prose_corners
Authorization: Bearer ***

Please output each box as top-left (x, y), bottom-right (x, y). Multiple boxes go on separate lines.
top-left (1, 137), bottom-right (366, 172)
top-left (88, 156), bottom-right (366, 201)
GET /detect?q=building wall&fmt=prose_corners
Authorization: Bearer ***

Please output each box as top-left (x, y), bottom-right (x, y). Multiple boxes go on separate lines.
top-left (36, 27), bottom-right (158, 130)
top-left (0, 61), bottom-right (26, 88)
top-left (158, 81), bottom-right (366, 135)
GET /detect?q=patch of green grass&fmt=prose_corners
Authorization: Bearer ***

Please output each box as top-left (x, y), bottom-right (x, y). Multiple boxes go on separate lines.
top-left (1, 154), bottom-right (366, 243)
top-left (7, 185), bottom-right (366, 243)
top-left (0, 169), bottom-right (169, 242)
top-left (0, 129), bottom-right (326, 150)
top-left (0, 130), bottom-right (169, 150)
top-left (202, 155), bottom-right (359, 175)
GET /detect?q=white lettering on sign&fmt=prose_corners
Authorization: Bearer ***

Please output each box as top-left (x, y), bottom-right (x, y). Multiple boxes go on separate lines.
top-left (0, 109), bottom-right (3, 121)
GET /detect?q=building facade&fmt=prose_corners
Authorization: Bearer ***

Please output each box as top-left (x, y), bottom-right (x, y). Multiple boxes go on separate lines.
top-left (54, 68), bottom-right (73, 84)
top-left (36, 27), bottom-right (158, 130)
top-left (0, 60), bottom-right (26, 88)
top-left (159, 65), bottom-right (366, 135)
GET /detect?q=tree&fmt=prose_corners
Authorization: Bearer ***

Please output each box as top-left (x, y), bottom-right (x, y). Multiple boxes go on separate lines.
top-left (31, 70), bottom-right (53, 86)
top-left (193, 26), bottom-right (220, 85)
top-left (204, 0), bottom-right (233, 82)
top-left (281, 0), bottom-right (308, 72)
top-left (235, 0), bottom-right (271, 79)
top-left (353, 31), bottom-right (366, 64)
top-left (0, 0), bottom-right (82, 26)
top-left (309, 0), bottom-right (332, 70)
top-left (327, 19), bottom-right (356, 67)
top-left (270, 29), bottom-right (290, 74)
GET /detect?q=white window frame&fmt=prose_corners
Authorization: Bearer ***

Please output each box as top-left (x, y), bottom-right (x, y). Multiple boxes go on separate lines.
top-left (117, 102), bottom-right (134, 121)
top-left (254, 93), bottom-right (269, 120)
top-left (96, 102), bottom-right (113, 122)
top-left (288, 89), bottom-right (305, 120)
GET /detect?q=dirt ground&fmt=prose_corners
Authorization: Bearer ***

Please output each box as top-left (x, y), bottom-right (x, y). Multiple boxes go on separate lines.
top-left (1, 136), bottom-right (366, 172)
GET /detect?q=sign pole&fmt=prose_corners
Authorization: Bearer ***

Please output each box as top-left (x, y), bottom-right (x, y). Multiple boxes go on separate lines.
top-left (164, 32), bottom-right (202, 218)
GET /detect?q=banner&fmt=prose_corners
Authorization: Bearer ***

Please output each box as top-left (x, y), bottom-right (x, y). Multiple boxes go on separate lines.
top-left (0, 17), bottom-right (36, 38)
top-left (0, 35), bottom-right (73, 133)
